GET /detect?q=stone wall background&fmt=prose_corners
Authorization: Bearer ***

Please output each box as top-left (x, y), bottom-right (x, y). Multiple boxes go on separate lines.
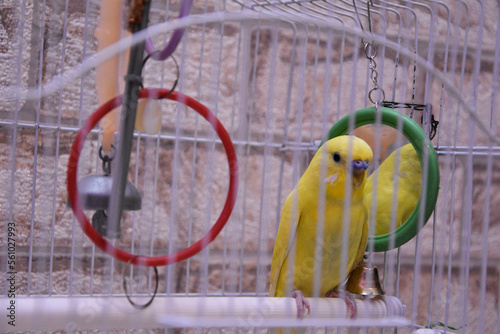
top-left (0, 0), bottom-right (499, 333)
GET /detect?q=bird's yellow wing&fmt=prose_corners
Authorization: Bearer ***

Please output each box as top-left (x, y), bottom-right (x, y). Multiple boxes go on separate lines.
top-left (269, 189), bottom-right (301, 297)
top-left (354, 216), bottom-right (369, 266)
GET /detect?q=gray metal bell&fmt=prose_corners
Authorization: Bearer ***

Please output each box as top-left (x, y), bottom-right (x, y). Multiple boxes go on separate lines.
top-left (68, 174), bottom-right (142, 211)
top-left (67, 174), bottom-right (141, 239)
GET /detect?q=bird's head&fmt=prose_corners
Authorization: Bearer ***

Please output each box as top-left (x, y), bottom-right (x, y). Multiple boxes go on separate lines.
top-left (307, 135), bottom-right (373, 200)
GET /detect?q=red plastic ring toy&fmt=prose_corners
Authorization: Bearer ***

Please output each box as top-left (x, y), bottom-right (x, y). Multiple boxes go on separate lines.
top-left (67, 88), bottom-right (239, 267)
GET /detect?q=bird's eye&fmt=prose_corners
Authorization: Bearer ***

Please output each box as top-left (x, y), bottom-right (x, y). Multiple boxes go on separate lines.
top-left (332, 152), bottom-right (342, 163)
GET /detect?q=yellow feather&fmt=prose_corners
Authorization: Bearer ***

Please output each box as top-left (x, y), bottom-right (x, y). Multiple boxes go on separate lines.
top-left (269, 135), bottom-right (373, 298)
top-left (363, 143), bottom-right (421, 236)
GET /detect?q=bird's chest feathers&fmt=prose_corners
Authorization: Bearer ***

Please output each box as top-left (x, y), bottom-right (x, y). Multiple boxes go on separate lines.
top-left (295, 199), bottom-right (365, 260)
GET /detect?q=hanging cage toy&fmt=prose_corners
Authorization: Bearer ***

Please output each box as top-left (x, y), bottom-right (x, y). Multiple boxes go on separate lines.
top-left (66, 88), bottom-right (239, 267)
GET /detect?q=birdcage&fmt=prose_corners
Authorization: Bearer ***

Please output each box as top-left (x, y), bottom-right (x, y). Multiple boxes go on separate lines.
top-left (0, 0), bottom-right (499, 333)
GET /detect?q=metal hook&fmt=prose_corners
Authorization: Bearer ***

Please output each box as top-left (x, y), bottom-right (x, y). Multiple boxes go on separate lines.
top-left (366, 0), bottom-right (374, 34)
top-left (122, 255), bottom-right (159, 310)
top-left (353, 0), bottom-right (365, 32)
top-left (141, 54), bottom-right (180, 100)
top-left (353, 0), bottom-right (375, 44)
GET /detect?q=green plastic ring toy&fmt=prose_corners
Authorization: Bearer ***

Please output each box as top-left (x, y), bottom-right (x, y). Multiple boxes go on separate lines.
top-left (320, 107), bottom-right (440, 252)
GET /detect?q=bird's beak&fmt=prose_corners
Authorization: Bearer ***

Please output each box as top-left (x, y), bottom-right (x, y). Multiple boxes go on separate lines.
top-left (351, 160), bottom-right (369, 187)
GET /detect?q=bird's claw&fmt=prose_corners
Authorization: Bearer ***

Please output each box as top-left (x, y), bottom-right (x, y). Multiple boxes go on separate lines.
top-left (325, 290), bottom-right (358, 319)
top-left (291, 290), bottom-right (311, 319)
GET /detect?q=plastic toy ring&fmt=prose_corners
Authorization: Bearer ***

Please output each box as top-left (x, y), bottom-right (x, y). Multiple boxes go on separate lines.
top-left (67, 88), bottom-right (239, 266)
top-left (320, 107), bottom-right (439, 252)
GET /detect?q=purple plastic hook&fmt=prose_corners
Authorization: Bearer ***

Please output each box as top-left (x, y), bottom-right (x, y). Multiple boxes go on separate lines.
top-left (145, 0), bottom-right (193, 61)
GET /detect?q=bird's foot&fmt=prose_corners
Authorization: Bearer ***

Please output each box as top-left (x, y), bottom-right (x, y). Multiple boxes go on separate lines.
top-left (290, 290), bottom-right (311, 319)
top-left (325, 290), bottom-right (358, 319)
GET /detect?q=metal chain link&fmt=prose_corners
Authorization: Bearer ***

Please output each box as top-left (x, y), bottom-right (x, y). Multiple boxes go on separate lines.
top-left (365, 42), bottom-right (385, 105)
top-left (99, 145), bottom-right (114, 176)
top-left (354, 0), bottom-right (386, 107)
top-left (354, 0), bottom-right (438, 139)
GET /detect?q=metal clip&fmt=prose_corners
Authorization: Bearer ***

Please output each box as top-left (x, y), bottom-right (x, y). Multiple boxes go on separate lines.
top-left (99, 145), bottom-right (114, 176)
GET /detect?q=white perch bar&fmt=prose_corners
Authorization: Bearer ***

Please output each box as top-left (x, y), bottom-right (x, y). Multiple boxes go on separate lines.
top-left (0, 296), bottom-right (407, 331)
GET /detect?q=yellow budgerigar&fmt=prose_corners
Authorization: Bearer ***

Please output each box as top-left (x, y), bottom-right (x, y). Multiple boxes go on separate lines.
top-left (269, 135), bottom-right (373, 318)
top-left (364, 143), bottom-right (421, 236)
